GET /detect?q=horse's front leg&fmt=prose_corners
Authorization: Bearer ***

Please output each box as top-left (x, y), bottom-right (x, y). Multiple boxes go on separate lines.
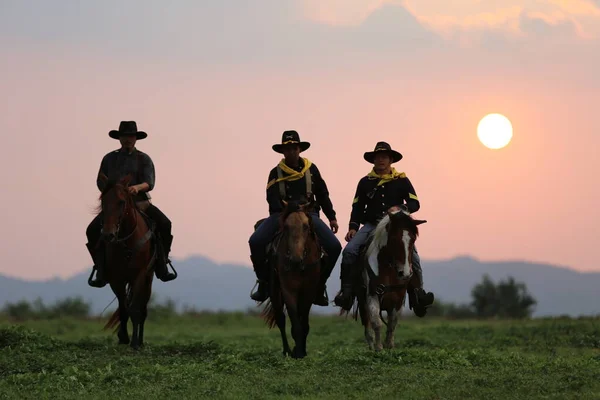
top-left (297, 298), bottom-right (312, 358)
top-left (272, 278), bottom-right (292, 357)
top-left (282, 288), bottom-right (304, 359)
top-left (358, 288), bottom-right (374, 350)
top-left (367, 295), bottom-right (383, 351)
top-left (111, 283), bottom-right (130, 345)
top-left (384, 307), bottom-right (398, 349)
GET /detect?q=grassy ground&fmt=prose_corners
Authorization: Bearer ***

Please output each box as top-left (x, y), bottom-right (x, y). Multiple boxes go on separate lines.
top-left (0, 311), bottom-right (599, 399)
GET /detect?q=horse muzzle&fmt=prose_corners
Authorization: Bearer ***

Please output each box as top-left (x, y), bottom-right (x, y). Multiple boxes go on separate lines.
top-left (101, 228), bottom-right (119, 243)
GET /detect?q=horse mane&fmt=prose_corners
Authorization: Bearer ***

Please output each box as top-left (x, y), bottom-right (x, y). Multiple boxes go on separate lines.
top-left (94, 178), bottom-right (135, 215)
top-left (365, 209), bottom-right (419, 260)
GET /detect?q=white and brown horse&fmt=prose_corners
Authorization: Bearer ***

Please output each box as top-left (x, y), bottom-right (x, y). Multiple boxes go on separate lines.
top-left (354, 207), bottom-right (426, 351)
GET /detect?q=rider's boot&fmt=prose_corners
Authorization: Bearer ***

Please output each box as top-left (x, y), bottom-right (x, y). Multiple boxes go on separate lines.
top-left (155, 234), bottom-right (177, 282)
top-left (408, 258), bottom-right (435, 317)
top-left (86, 242), bottom-right (107, 288)
top-left (250, 255), bottom-right (269, 302)
top-left (313, 255), bottom-right (334, 306)
top-left (333, 262), bottom-right (355, 310)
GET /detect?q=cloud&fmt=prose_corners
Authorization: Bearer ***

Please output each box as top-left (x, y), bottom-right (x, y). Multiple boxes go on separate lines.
top-left (402, 0), bottom-right (600, 40)
top-left (302, 0), bottom-right (600, 41)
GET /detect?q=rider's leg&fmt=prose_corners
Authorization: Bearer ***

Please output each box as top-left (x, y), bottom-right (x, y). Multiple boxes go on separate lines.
top-left (408, 245), bottom-right (435, 317)
top-left (248, 213), bottom-right (280, 301)
top-left (334, 224), bottom-right (376, 310)
top-left (144, 204), bottom-right (176, 282)
top-left (86, 213), bottom-right (106, 288)
top-left (309, 214), bottom-right (342, 306)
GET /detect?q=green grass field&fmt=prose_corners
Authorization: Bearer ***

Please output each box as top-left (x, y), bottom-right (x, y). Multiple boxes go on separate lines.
top-left (1, 311), bottom-right (599, 399)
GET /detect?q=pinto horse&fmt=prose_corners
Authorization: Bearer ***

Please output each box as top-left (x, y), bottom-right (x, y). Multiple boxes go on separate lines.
top-left (352, 208), bottom-right (426, 351)
top-left (261, 199), bottom-right (322, 359)
top-left (96, 173), bottom-right (156, 350)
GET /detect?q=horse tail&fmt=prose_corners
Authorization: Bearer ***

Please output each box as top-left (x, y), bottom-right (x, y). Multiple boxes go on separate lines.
top-left (104, 308), bottom-right (121, 331)
top-left (260, 299), bottom-right (277, 329)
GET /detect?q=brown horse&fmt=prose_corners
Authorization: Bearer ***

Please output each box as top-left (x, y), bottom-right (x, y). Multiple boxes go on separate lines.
top-left (351, 208), bottom-right (426, 351)
top-left (96, 173), bottom-right (156, 350)
top-left (261, 199), bottom-right (322, 359)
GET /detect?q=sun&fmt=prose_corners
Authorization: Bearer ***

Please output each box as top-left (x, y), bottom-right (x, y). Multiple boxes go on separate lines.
top-left (477, 113), bottom-right (513, 149)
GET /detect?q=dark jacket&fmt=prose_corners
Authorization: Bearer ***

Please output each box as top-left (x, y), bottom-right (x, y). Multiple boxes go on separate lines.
top-left (266, 159), bottom-right (337, 221)
top-left (349, 173), bottom-right (420, 230)
top-left (96, 148), bottom-right (155, 202)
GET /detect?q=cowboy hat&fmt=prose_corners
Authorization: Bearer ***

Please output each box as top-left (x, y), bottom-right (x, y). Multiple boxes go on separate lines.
top-left (272, 130), bottom-right (310, 153)
top-left (363, 141), bottom-right (403, 163)
top-left (109, 121), bottom-right (147, 140)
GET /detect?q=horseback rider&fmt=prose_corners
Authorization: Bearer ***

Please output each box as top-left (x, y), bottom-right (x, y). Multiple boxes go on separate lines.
top-left (248, 130), bottom-right (342, 306)
top-left (85, 121), bottom-right (177, 287)
top-left (333, 142), bottom-right (435, 317)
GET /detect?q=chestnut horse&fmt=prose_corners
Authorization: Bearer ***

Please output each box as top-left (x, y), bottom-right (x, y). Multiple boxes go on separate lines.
top-left (261, 199), bottom-right (322, 359)
top-left (351, 208), bottom-right (426, 351)
top-left (96, 173), bottom-right (156, 350)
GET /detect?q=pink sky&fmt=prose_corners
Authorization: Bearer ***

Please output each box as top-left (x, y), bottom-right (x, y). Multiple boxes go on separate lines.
top-left (1, 1), bottom-right (599, 279)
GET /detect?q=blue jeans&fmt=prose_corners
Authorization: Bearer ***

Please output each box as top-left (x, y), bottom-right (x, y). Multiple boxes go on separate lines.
top-left (341, 223), bottom-right (377, 266)
top-left (249, 212), bottom-right (342, 275)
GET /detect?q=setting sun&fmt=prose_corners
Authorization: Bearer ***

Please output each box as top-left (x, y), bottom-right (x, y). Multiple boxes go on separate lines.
top-left (477, 113), bottom-right (513, 149)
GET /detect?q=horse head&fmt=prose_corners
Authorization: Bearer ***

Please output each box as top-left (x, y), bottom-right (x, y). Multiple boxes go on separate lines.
top-left (97, 172), bottom-right (134, 243)
top-left (384, 207), bottom-right (427, 278)
top-left (279, 198), bottom-right (317, 269)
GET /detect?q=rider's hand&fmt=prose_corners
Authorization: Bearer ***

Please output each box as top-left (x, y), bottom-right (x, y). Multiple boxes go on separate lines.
top-left (329, 219), bottom-right (339, 234)
top-left (345, 229), bottom-right (357, 243)
top-left (128, 185), bottom-right (139, 195)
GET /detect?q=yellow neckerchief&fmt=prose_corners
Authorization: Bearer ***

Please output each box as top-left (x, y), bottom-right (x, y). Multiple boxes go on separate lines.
top-left (266, 158), bottom-right (312, 189)
top-left (367, 167), bottom-right (406, 186)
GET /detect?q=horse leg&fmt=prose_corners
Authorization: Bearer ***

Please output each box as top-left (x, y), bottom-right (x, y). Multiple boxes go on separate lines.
top-left (367, 295), bottom-right (383, 351)
top-left (284, 294), bottom-right (305, 359)
top-left (297, 300), bottom-right (312, 358)
top-left (272, 282), bottom-right (292, 357)
top-left (139, 277), bottom-right (152, 348)
top-left (358, 292), bottom-right (374, 350)
top-left (384, 308), bottom-right (398, 349)
top-left (113, 284), bottom-right (130, 345)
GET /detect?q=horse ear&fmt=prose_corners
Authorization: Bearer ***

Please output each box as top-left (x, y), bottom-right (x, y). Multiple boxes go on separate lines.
top-left (301, 197), bottom-right (316, 213)
top-left (413, 219), bottom-right (427, 225)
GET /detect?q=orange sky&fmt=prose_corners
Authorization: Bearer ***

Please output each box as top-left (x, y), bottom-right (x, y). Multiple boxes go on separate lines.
top-left (1, 1), bottom-right (599, 279)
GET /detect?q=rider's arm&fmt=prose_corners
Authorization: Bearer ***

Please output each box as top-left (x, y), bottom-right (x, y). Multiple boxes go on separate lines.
top-left (266, 168), bottom-right (281, 215)
top-left (311, 165), bottom-right (337, 222)
top-left (349, 178), bottom-right (367, 231)
top-left (403, 176), bottom-right (420, 213)
top-left (136, 154), bottom-right (155, 193)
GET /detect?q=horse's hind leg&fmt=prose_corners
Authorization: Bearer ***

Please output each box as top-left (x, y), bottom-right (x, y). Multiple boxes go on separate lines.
top-left (358, 294), bottom-right (374, 350)
top-left (367, 295), bottom-right (383, 351)
top-left (384, 308), bottom-right (399, 349)
top-left (138, 276), bottom-right (152, 348)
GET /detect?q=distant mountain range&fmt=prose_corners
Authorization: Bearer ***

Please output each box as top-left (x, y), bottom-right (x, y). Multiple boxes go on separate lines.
top-left (0, 255), bottom-right (598, 317)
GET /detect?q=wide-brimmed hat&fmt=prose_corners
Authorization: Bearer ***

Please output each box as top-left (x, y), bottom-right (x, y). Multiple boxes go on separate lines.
top-left (363, 141), bottom-right (403, 163)
top-left (109, 121), bottom-right (147, 140)
top-left (272, 130), bottom-right (310, 153)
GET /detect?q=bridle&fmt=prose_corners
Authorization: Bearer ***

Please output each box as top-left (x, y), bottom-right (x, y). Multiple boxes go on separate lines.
top-left (280, 210), bottom-right (320, 271)
top-left (101, 188), bottom-right (139, 245)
